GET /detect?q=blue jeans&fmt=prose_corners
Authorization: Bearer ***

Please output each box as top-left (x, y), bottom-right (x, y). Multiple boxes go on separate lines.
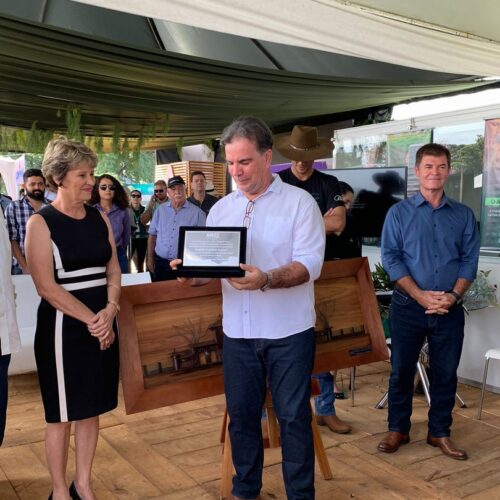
top-left (223, 330), bottom-right (315, 500)
top-left (0, 355), bottom-right (11, 446)
top-left (312, 372), bottom-right (336, 416)
top-left (116, 246), bottom-right (129, 274)
top-left (388, 288), bottom-right (465, 437)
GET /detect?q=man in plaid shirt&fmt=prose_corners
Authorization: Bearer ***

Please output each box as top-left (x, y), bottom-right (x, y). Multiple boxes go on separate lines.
top-left (6, 168), bottom-right (49, 274)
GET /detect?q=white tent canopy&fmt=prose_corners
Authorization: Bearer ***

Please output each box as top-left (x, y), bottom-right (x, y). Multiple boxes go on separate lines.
top-left (74, 0), bottom-right (500, 77)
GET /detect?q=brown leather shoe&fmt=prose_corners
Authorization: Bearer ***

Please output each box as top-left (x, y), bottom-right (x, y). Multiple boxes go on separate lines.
top-left (427, 435), bottom-right (468, 460)
top-left (316, 415), bottom-right (352, 434)
top-left (377, 431), bottom-right (410, 453)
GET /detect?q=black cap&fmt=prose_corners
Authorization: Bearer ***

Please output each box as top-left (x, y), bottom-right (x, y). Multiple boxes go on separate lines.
top-left (167, 176), bottom-right (185, 188)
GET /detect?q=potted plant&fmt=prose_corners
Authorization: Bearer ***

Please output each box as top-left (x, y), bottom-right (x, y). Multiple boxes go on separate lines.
top-left (371, 263), bottom-right (393, 338)
top-left (464, 270), bottom-right (498, 311)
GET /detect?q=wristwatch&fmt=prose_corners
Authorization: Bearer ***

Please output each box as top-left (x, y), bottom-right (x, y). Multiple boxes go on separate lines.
top-left (448, 290), bottom-right (463, 306)
top-left (260, 271), bottom-right (273, 292)
top-left (107, 300), bottom-right (121, 312)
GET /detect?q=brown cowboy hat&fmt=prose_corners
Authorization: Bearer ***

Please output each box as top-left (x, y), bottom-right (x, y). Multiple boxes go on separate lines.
top-left (275, 125), bottom-right (334, 161)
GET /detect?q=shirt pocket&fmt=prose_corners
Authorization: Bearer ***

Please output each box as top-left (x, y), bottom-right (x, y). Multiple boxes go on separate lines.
top-left (262, 216), bottom-right (293, 245)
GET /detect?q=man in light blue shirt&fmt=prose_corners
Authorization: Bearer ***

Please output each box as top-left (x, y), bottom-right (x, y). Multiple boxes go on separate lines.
top-left (147, 176), bottom-right (205, 281)
top-left (379, 143), bottom-right (479, 460)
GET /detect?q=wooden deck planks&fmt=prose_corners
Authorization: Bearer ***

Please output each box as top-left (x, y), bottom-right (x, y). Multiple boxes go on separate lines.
top-left (2, 366), bottom-right (500, 498)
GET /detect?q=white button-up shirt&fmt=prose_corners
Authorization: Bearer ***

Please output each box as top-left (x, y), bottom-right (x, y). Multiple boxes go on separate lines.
top-left (0, 210), bottom-right (21, 356)
top-left (207, 175), bottom-right (325, 339)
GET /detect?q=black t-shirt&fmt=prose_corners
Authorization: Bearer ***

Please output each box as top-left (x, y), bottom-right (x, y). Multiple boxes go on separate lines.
top-left (279, 169), bottom-right (344, 214)
top-left (279, 168), bottom-right (344, 260)
top-left (187, 194), bottom-right (218, 215)
top-left (327, 215), bottom-right (362, 260)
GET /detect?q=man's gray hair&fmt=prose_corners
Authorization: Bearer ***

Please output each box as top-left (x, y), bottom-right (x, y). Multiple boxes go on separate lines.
top-left (221, 116), bottom-right (273, 154)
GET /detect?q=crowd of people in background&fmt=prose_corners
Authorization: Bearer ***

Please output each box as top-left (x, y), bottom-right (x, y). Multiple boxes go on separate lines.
top-left (0, 167), bottom-right (222, 278)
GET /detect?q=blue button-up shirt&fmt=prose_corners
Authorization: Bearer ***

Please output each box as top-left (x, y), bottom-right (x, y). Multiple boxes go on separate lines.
top-left (149, 200), bottom-right (206, 259)
top-left (381, 192), bottom-right (479, 291)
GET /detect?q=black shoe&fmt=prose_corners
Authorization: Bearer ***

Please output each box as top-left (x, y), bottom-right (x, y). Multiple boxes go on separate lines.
top-left (69, 482), bottom-right (82, 500)
top-left (48, 494), bottom-right (53, 500)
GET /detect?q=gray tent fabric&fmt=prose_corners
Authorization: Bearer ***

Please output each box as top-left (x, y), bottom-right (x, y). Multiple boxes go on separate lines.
top-left (0, 14), bottom-right (489, 146)
top-left (74, 0), bottom-right (500, 76)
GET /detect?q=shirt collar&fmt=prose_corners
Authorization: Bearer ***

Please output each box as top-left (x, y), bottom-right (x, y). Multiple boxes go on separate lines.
top-left (96, 203), bottom-right (119, 213)
top-left (167, 200), bottom-right (189, 209)
top-left (235, 174), bottom-right (282, 200)
top-left (21, 195), bottom-right (49, 209)
top-left (414, 191), bottom-right (453, 209)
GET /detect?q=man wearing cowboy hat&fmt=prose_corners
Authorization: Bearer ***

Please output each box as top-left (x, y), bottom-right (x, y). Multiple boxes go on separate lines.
top-left (277, 125), bottom-right (352, 435)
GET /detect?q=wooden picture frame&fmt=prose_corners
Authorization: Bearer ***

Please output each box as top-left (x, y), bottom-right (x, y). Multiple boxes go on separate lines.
top-left (312, 257), bottom-right (389, 373)
top-left (118, 258), bottom-right (388, 414)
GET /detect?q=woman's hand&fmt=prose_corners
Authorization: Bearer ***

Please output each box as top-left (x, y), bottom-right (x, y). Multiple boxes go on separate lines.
top-left (87, 304), bottom-right (116, 339)
top-left (99, 329), bottom-right (115, 350)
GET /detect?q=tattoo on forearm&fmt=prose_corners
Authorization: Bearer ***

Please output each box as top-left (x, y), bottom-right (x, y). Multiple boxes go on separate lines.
top-left (269, 261), bottom-right (309, 289)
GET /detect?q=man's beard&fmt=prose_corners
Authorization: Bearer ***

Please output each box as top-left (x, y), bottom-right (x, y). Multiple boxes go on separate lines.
top-left (27, 190), bottom-right (44, 201)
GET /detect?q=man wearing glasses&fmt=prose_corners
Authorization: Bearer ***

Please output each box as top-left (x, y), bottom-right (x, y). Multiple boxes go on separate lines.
top-left (140, 179), bottom-right (168, 225)
top-left (173, 116), bottom-right (324, 499)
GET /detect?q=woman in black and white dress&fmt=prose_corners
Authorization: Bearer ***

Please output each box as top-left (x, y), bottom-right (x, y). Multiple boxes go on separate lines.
top-left (25, 137), bottom-right (120, 500)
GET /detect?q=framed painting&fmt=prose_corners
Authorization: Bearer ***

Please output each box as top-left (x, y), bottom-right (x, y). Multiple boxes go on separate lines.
top-left (118, 258), bottom-right (388, 414)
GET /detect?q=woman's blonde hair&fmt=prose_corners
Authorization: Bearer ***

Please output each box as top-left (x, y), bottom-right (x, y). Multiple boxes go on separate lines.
top-left (42, 136), bottom-right (98, 190)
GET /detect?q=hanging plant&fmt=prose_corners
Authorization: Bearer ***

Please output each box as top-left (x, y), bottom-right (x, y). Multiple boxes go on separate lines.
top-left (65, 104), bottom-right (82, 141)
top-left (176, 137), bottom-right (184, 161)
top-left (93, 131), bottom-right (104, 156)
top-left (161, 114), bottom-right (170, 136)
top-left (112, 122), bottom-right (121, 155)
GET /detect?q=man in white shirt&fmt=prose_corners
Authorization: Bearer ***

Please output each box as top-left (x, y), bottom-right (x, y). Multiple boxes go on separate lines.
top-left (174, 116), bottom-right (325, 500)
top-left (0, 209), bottom-right (21, 445)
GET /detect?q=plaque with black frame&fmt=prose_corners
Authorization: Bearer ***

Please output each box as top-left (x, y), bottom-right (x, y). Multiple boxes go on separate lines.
top-left (177, 226), bottom-right (246, 278)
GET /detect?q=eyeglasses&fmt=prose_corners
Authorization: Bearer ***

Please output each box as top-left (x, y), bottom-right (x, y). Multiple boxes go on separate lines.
top-left (154, 189), bottom-right (164, 193)
top-left (243, 200), bottom-right (254, 228)
top-left (131, 194), bottom-right (141, 198)
top-left (99, 185), bottom-right (115, 191)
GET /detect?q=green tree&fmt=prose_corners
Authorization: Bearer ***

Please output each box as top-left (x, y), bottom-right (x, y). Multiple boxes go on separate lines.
top-left (95, 151), bottom-right (155, 184)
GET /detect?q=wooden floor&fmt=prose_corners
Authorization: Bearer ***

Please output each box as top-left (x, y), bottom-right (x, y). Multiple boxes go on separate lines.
top-left (2, 362), bottom-right (500, 499)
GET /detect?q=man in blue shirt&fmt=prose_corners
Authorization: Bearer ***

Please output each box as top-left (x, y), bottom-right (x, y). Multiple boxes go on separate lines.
top-left (147, 176), bottom-right (206, 281)
top-left (379, 143), bottom-right (479, 460)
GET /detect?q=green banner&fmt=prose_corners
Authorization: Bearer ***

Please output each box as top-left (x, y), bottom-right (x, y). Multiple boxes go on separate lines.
top-left (480, 119), bottom-right (500, 250)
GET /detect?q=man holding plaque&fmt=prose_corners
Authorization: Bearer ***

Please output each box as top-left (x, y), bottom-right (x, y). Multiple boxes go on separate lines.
top-left (147, 176), bottom-right (206, 281)
top-left (277, 125), bottom-right (352, 435)
top-left (173, 116), bottom-right (325, 500)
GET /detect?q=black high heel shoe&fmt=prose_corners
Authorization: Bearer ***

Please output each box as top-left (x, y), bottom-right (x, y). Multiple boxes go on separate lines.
top-left (69, 481), bottom-right (82, 500)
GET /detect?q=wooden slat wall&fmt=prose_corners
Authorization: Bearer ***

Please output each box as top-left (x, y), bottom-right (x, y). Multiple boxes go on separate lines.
top-left (155, 162), bottom-right (227, 197)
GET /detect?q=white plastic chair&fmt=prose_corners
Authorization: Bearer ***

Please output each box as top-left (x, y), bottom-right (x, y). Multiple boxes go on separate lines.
top-left (476, 348), bottom-right (500, 420)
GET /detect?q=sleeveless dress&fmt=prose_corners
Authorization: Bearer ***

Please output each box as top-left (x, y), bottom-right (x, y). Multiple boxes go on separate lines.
top-left (34, 204), bottom-right (119, 423)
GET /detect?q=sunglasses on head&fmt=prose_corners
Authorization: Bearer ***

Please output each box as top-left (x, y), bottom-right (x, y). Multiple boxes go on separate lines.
top-left (131, 194), bottom-right (141, 198)
top-left (99, 185), bottom-right (115, 191)
top-left (154, 189), bottom-right (164, 193)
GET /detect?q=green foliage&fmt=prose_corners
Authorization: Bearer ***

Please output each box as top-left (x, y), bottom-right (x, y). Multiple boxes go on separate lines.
top-left (65, 104), bottom-right (82, 142)
top-left (371, 262), bottom-right (393, 291)
top-left (176, 137), bottom-right (184, 160)
top-left (449, 135), bottom-right (484, 175)
top-left (0, 125), bottom-right (52, 153)
top-left (1, 103), bottom-right (165, 186)
top-left (96, 151), bottom-right (155, 184)
top-left (464, 270), bottom-right (498, 310)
